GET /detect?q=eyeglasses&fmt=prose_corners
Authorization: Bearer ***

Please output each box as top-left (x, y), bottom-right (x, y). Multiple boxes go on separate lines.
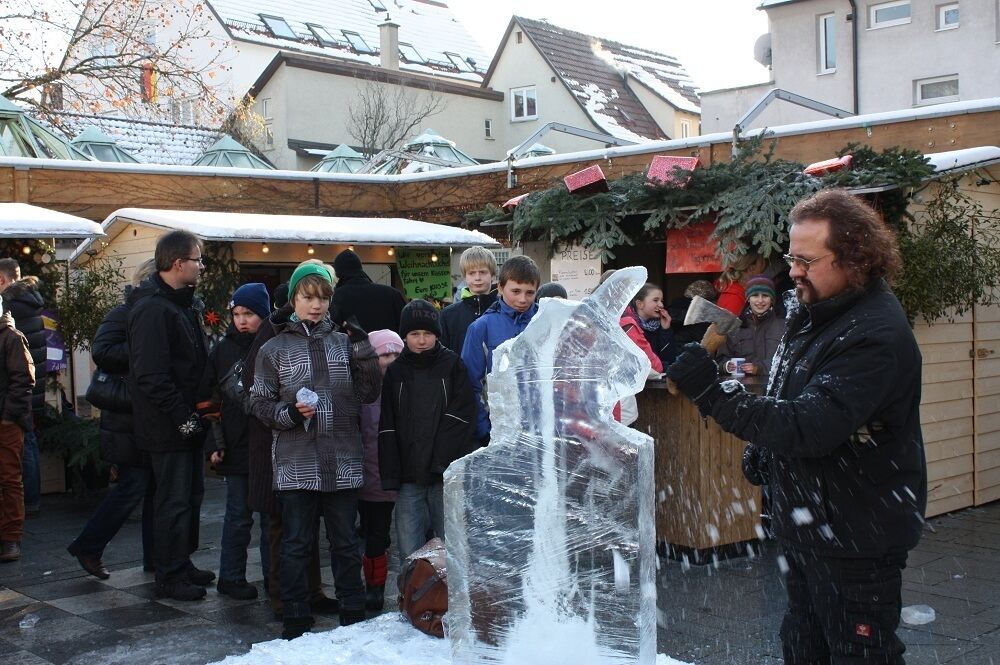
top-left (782, 253), bottom-right (832, 272)
top-left (180, 257), bottom-right (204, 265)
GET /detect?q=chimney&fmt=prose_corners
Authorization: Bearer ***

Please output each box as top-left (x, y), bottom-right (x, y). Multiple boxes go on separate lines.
top-left (379, 17), bottom-right (399, 70)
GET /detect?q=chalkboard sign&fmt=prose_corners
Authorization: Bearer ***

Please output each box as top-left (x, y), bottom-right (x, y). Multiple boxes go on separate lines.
top-left (396, 248), bottom-right (451, 301)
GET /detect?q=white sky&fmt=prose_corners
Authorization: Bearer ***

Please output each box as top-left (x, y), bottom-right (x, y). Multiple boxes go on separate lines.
top-left (447, 0), bottom-right (771, 93)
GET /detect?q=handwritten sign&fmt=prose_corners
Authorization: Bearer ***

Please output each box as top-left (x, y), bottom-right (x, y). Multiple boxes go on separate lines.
top-left (665, 221), bottom-right (722, 274)
top-left (550, 243), bottom-right (602, 300)
top-left (396, 248), bottom-right (452, 301)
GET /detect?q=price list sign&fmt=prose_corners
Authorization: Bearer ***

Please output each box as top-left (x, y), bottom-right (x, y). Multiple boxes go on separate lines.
top-left (396, 248), bottom-right (452, 301)
top-left (549, 243), bottom-right (602, 300)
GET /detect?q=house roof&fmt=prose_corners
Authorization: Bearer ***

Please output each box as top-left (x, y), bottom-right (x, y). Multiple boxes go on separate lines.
top-left (758, 0), bottom-right (808, 7)
top-left (205, 0), bottom-right (489, 84)
top-left (486, 17), bottom-right (700, 142)
top-left (0, 203), bottom-right (104, 239)
top-left (45, 112), bottom-right (220, 165)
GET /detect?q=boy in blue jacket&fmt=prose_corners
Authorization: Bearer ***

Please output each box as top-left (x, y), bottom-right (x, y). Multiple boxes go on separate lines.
top-left (460, 255), bottom-right (540, 445)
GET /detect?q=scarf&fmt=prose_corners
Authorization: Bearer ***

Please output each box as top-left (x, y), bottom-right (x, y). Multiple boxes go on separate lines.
top-left (632, 305), bottom-right (661, 333)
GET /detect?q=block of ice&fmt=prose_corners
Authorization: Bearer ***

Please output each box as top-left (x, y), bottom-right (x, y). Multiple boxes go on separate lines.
top-left (901, 604), bottom-right (935, 625)
top-left (444, 267), bottom-right (656, 665)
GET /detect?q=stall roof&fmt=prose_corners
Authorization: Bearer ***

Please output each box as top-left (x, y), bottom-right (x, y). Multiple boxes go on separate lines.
top-left (0, 203), bottom-right (105, 238)
top-left (72, 208), bottom-right (499, 263)
top-left (848, 146), bottom-right (1000, 194)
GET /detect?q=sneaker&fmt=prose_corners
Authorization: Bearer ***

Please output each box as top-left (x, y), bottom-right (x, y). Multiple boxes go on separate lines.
top-left (185, 565), bottom-right (216, 586)
top-left (217, 578), bottom-right (259, 600)
top-left (339, 609), bottom-right (365, 627)
top-left (68, 549), bottom-right (110, 580)
top-left (0, 541), bottom-right (21, 563)
top-left (281, 615), bottom-right (315, 640)
top-left (155, 579), bottom-right (206, 601)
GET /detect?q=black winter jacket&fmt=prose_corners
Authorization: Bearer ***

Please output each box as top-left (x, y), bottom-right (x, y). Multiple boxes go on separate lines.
top-left (198, 327), bottom-right (256, 475)
top-left (0, 310), bottom-right (34, 431)
top-left (329, 272), bottom-right (405, 334)
top-left (92, 285), bottom-right (154, 466)
top-left (5, 279), bottom-right (47, 414)
top-left (695, 280), bottom-right (926, 557)
top-left (127, 274), bottom-right (208, 452)
top-left (439, 290), bottom-right (497, 354)
top-left (378, 342), bottom-right (476, 488)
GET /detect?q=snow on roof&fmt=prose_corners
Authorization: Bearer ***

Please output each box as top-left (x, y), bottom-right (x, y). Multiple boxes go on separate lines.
top-left (513, 17), bottom-right (699, 142)
top-left (44, 111), bottom-right (220, 165)
top-left (0, 203), bottom-right (105, 238)
top-left (926, 146), bottom-right (1000, 173)
top-left (71, 207), bottom-right (499, 262)
top-left (208, 0), bottom-right (489, 84)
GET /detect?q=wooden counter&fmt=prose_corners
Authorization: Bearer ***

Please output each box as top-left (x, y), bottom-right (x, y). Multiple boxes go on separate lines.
top-left (635, 382), bottom-right (761, 558)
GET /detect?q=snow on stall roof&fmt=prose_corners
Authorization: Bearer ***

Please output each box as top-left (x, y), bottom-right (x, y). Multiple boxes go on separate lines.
top-left (926, 146), bottom-right (1000, 173)
top-left (210, 613), bottom-right (692, 665)
top-left (0, 203), bottom-right (104, 238)
top-left (71, 207), bottom-right (498, 262)
top-left (208, 0), bottom-right (489, 83)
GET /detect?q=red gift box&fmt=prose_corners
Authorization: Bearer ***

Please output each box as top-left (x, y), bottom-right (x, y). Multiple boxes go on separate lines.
top-left (647, 155), bottom-right (700, 187)
top-left (804, 154), bottom-right (853, 176)
top-left (502, 193), bottom-right (529, 211)
top-left (563, 165), bottom-right (608, 195)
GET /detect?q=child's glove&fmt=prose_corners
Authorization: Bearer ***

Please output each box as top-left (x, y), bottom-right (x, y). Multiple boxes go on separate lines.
top-left (340, 317), bottom-right (368, 344)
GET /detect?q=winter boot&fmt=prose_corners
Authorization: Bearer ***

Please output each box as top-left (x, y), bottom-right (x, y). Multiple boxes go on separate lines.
top-left (217, 578), bottom-right (259, 600)
top-left (185, 563), bottom-right (216, 586)
top-left (362, 553), bottom-right (388, 611)
top-left (281, 615), bottom-right (315, 640)
top-left (339, 609), bottom-right (366, 627)
top-left (155, 578), bottom-right (207, 601)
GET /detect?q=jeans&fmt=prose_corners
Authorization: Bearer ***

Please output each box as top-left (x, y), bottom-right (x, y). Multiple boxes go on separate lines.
top-left (21, 429), bottom-right (40, 510)
top-left (266, 502), bottom-right (323, 613)
top-left (394, 482), bottom-right (444, 565)
top-left (358, 500), bottom-right (394, 558)
top-left (0, 423), bottom-right (24, 541)
top-left (69, 464), bottom-right (155, 561)
top-left (148, 449), bottom-right (204, 582)
top-left (780, 546), bottom-right (907, 665)
top-left (218, 474), bottom-right (266, 583)
top-left (280, 489), bottom-right (364, 619)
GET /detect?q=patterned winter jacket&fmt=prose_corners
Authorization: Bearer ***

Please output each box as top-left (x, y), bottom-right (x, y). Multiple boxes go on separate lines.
top-left (249, 316), bottom-right (380, 492)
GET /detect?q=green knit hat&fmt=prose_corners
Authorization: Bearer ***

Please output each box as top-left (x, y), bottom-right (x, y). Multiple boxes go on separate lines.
top-left (288, 263), bottom-right (333, 297)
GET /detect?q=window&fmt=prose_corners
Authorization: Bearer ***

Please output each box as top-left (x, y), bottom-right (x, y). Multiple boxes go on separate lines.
top-left (915, 74), bottom-right (959, 104)
top-left (170, 98), bottom-right (198, 125)
top-left (260, 14), bottom-right (298, 40)
top-left (819, 13), bottom-right (836, 73)
top-left (937, 3), bottom-right (959, 29)
top-left (511, 86), bottom-right (537, 121)
top-left (264, 126), bottom-right (274, 148)
top-left (869, 1), bottom-right (911, 28)
top-left (484, 119), bottom-right (493, 139)
top-left (342, 30), bottom-right (376, 54)
top-left (307, 24), bottom-right (338, 47)
top-left (261, 98), bottom-right (272, 120)
top-left (516, 31), bottom-right (523, 44)
top-left (399, 42), bottom-right (425, 63)
top-left (369, 0), bottom-right (386, 10)
top-left (445, 52), bottom-right (474, 72)
top-left (680, 120), bottom-right (690, 138)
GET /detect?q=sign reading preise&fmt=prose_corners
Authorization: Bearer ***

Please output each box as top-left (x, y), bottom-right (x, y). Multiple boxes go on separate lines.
top-left (550, 243), bottom-right (602, 300)
top-left (396, 248), bottom-right (451, 302)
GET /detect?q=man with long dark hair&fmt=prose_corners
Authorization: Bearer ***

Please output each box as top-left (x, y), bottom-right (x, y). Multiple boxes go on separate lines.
top-left (667, 189), bottom-right (926, 664)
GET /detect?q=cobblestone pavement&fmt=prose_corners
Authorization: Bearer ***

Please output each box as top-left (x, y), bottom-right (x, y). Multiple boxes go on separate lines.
top-left (1, 478), bottom-right (998, 664)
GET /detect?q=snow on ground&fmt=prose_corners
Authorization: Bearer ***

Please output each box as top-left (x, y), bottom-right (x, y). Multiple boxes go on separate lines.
top-left (211, 613), bottom-right (690, 665)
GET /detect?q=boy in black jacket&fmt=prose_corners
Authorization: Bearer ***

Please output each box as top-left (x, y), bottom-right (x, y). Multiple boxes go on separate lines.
top-left (439, 246), bottom-right (497, 354)
top-left (378, 300), bottom-right (475, 562)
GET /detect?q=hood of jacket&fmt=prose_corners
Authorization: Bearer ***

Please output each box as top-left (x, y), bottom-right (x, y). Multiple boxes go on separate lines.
top-left (4, 279), bottom-right (44, 309)
top-left (485, 295), bottom-right (537, 325)
top-left (278, 314), bottom-right (335, 340)
top-left (144, 273), bottom-right (197, 309)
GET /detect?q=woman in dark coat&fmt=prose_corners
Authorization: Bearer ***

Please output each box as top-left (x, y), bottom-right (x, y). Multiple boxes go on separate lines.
top-left (67, 260), bottom-right (157, 579)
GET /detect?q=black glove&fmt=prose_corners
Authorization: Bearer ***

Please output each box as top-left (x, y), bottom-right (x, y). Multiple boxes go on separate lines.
top-left (742, 442), bottom-right (771, 486)
top-left (284, 403), bottom-right (306, 425)
top-left (341, 316), bottom-right (368, 343)
top-left (665, 343), bottom-right (720, 404)
top-left (178, 412), bottom-right (205, 439)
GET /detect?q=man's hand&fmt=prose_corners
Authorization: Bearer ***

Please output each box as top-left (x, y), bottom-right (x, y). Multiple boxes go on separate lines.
top-left (665, 343), bottom-right (719, 402)
top-left (210, 450), bottom-right (225, 465)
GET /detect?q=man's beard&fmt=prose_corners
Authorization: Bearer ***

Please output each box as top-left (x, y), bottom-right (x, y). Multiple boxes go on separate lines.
top-left (795, 280), bottom-right (817, 304)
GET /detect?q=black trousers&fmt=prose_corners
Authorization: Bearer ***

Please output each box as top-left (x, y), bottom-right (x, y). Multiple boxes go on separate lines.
top-left (148, 449), bottom-right (204, 582)
top-left (280, 489), bottom-right (364, 619)
top-left (358, 499), bottom-right (394, 558)
top-left (780, 546), bottom-right (907, 665)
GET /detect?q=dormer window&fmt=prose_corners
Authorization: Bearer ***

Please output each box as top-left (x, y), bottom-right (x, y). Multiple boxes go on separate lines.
top-left (260, 14), bottom-right (297, 40)
top-left (445, 52), bottom-right (474, 72)
top-left (343, 30), bottom-right (376, 54)
top-left (307, 24), bottom-right (338, 47)
top-left (368, 0), bottom-right (386, 10)
top-left (399, 42), bottom-right (426, 63)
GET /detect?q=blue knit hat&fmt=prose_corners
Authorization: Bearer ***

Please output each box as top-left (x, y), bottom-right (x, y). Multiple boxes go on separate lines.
top-left (229, 283), bottom-right (270, 319)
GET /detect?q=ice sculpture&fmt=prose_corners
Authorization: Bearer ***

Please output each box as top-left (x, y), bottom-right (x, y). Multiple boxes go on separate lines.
top-left (444, 267), bottom-right (656, 665)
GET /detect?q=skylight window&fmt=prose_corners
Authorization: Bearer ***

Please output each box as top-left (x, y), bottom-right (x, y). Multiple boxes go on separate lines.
top-left (307, 23), bottom-right (338, 47)
top-left (260, 14), bottom-right (298, 40)
top-left (399, 42), bottom-right (426, 63)
top-left (342, 30), bottom-right (376, 54)
top-left (368, 0), bottom-right (386, 10)
top-left (445, 52), bottom-right (474, 72)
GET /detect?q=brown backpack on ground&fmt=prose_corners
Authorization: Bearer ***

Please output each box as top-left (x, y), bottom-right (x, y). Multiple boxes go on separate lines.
top-left (397, 537), bottom-right (448, 638)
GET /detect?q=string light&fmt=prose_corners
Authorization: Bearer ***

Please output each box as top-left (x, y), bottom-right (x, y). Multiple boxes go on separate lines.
top-left (430, 252), bottom-right (439, 263)
top-left (307, 244), bottom-right (315, 255)
top-left (347, 245), bottom-right (354, 251)
top-left (261, 242), bottom-right (269, 254)
top-left (21, 245), bottom-right (31, 255)
top-left (387, 247), bottom-right (395, 257)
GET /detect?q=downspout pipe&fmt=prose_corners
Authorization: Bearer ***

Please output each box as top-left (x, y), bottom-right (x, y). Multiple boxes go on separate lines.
top-left (848, 0), bottom-right (859, 115)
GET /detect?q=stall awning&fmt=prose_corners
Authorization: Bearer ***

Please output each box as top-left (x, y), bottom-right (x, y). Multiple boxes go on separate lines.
top-left (72, 207), bottom-right (499, 263)
top-left (0, 203), bottom-right (105, 238)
